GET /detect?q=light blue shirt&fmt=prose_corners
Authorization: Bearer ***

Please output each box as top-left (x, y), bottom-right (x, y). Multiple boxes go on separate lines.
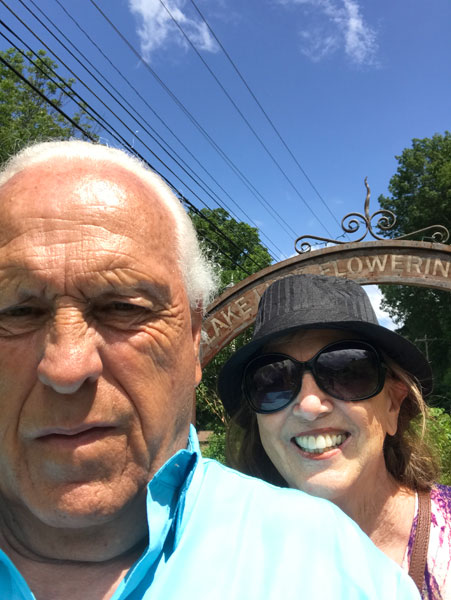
top-left (0, 426), bottom-right (420, 599)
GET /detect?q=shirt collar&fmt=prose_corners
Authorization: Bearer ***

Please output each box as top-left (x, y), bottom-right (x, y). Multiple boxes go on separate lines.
top-left (149, 424), bottom-right (200, 488)
top-left (145, 424), bottom-right (199, 555)
top-left (112, 426), bottom-right (200, 598)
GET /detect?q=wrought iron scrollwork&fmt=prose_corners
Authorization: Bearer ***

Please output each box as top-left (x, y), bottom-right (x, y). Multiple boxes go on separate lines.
top-left (295, 178), bottom-right (449, 253)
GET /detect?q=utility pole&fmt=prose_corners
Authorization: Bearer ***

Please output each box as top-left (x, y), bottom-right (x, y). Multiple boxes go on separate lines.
top-left (414, 334), bottom-right (438, 362)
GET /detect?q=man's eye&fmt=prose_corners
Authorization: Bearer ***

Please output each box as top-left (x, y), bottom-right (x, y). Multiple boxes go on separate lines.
top-left (95, 302), bottom-right (150, 318)
top-left (1, 306), bottom-right (45, 317)
top-left (0, 305), bottom-right (47, 336)
top-left (103, 302), bottom-right (143, 313)
top-left (93, 301), bottom-right (151, 330)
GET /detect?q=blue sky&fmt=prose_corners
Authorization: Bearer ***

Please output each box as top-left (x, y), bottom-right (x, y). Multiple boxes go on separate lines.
top-left (1, 0), bottom-right (450, 326)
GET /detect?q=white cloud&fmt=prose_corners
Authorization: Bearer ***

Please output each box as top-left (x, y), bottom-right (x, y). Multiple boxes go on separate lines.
top-left (341, 0), bottom-right (378, 65)
top-left (299, 29), bottom-right (340, 62)
top-left (128, 0), bottom-right (217, 60)
top-left (364, 284), bottom-right (398, 331)
top-left (277, 0), bottom-right (378, 65)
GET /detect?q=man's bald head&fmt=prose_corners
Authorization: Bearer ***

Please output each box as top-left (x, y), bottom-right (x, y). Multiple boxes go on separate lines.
top-left (0, 140), bottom-right (217, 312)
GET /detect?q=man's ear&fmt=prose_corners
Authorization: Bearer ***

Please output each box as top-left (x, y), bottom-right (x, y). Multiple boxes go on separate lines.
top-left (385, 379), bottom-right (408, 436)
top-left (191, 308), bottom-right (203, 387)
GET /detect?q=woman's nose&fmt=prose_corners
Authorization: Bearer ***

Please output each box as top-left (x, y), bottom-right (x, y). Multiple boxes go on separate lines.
top-left (291, 371), bottom-right (333, 421)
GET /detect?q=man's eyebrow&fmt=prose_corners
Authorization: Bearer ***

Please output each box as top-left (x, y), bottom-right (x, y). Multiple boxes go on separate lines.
top-left (90, 279), bottom-right (172, 302)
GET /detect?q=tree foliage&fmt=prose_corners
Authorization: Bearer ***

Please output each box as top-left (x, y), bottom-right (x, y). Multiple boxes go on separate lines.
top-left (190, 207), bottom-right (273, 295)
top-left (425, 408), bottom-right (451, 486)
top-left (0, 47), bottom-right (96, 166)
top-left (378, 132), bottom-right (451, 411)
top-left (189, 207), bottom-right (273, 431)
top-left (378, 132), bottom-right (451, 237)
top-left (201, 431), bottom-right (226, 464)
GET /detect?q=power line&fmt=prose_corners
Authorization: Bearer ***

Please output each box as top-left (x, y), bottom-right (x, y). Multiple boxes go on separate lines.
top-left (89, 0), bottom-right (300, 241)
top-left (1, 6), bottom-right (267, 273)
top-left (32, 0), bottom-right (283, 262)
top-left (0, 35), bottom-right (256, 277)
top-left (50, 0), bottom-right (284, 261)
top-left (5, 0), bottom-right (281, 267)
top-left (0, 26), bottom-right (132, 146)
top-left (0, 53), bottom-right (95, 141)
top-left (188, 0), bottom-right (347, 238)
top-left (158, 0), bottom-right (334, 238)
top-left (28, 0), bottom-right (272, 267)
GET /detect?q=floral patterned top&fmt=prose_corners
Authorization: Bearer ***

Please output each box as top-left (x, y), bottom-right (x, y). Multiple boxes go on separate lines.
top-left (403, 484), bottom-right (451, 599)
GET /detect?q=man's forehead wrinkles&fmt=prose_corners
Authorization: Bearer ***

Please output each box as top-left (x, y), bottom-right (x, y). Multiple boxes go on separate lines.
top-left (0, 248), bottom-right (133, 272)
top-left (0, 222), bottom-right (136, 248)
top-left (0, 263), bottom-right (172, 299)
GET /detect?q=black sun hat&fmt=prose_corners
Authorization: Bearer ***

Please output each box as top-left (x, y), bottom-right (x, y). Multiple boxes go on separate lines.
top-left (217, 274), bottom-right (433, 417)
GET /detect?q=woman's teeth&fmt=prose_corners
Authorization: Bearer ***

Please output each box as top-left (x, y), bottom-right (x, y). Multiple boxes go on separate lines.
top-left (294, 433), bottom-right (347, 454)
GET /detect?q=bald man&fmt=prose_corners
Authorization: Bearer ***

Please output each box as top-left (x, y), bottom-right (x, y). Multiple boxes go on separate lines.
top-left (0, 141), bottom-right (420, 600)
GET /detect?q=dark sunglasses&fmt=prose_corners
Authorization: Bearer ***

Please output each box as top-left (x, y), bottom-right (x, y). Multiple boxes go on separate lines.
top-left (243, 340), bottom-right (386, 414)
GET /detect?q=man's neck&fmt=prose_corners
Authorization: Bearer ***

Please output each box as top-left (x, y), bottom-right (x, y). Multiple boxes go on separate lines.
top-left (0, 493), bottom-right (148, 599)
top-left (8, 546), bottom-right (144, 600)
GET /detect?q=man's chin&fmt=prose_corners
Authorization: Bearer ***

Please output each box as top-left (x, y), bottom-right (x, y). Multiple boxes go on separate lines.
top-left (24, 480), bottom-right (147, 530)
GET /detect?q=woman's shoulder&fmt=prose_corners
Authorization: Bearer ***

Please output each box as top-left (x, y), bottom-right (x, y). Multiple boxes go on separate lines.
top-left (432, 483), bottom-right (451, 495)
top-left (423, 484), bottom-right (451, 600)
top-left (431, 483), bottom-right (451, 518)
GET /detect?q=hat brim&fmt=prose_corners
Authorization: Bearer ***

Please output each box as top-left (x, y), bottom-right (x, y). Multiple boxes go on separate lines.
top-left (217, 321), bottom-right (433, 417)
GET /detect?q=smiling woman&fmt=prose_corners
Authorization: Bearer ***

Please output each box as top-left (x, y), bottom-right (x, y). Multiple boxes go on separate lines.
top-left (219, 274), bottom-right (451, 600)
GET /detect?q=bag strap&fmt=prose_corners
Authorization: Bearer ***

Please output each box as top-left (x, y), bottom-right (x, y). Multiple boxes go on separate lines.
top-left (408, 490), bottom-right (431, 593)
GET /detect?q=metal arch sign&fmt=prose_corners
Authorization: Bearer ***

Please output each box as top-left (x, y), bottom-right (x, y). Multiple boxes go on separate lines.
top-left (200, 240), bottom-right (451, 367)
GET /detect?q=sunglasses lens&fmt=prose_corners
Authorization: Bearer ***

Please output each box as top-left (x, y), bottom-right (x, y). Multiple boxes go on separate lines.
top-left (244, 342), bottom-right (384, 413)
top-left (245, 356), bottom-right (300, 413)
top-left (315, 345), bottom-right (381, 401)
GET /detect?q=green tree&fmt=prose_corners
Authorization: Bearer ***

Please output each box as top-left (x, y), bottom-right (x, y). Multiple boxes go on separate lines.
top-left (190, 207), bottom-right (273, 294)
top-left (0, 47), bottom-right (96, 166)
top-left (378, 132), bottom-right (451, 411)
top-left (425, 408), bottom-right (451, 486)
top-left (189, 207), bottom-right (273, 443)
top-left (201, 430), bottom-right (226, 464)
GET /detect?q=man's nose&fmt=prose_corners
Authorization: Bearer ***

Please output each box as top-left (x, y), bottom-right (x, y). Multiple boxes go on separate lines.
top-left (37, 313), bottom-right (102, 394)
top-left (291, 371), bottom-right (333, 421)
